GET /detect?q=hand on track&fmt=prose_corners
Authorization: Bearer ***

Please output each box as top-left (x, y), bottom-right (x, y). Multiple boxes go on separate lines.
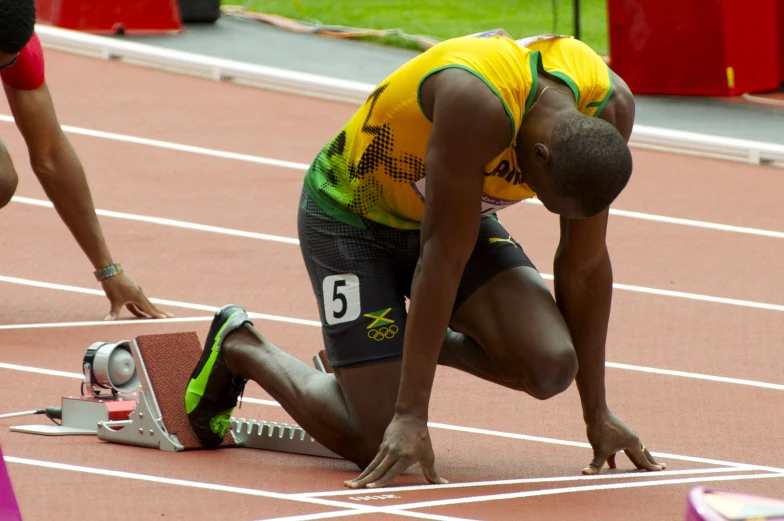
top-left (344, 413), bottom-right (448, 489)
top-left (582, 408), bottom-right (666, 475)
top-left (101, 272), bottom-right (174, 321)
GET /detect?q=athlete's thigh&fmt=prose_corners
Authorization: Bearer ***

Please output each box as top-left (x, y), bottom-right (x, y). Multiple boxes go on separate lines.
top-left (297, 188), bottom-right (417, 461)
top-left (297, 189), bottom-right (412, 369)
top-left (451, 215), bottom-right (574, 373)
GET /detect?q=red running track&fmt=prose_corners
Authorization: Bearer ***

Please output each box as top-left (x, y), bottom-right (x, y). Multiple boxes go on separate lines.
top-left (1, 48), bottom-right (783, 521)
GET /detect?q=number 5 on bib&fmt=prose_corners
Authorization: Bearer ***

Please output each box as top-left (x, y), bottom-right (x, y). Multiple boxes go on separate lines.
top-left (322, 274), bottom-right (361, 325)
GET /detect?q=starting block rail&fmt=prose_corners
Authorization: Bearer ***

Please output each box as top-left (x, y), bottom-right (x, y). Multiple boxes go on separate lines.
top-left (232, 419), bottom-right (341, 458)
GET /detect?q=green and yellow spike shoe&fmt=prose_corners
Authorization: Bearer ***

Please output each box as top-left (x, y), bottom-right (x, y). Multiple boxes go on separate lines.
top-left (185, 304), bottom-right (253, 448)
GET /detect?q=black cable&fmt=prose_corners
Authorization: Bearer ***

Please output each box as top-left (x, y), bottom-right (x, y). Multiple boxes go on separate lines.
top-left (0, 406), bottom-right (62, 423)
top-left (45, 407), bottom-right (62, 419)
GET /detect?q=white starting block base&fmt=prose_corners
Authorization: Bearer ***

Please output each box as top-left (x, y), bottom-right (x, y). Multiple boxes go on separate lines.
top-left (10, 425), bottom-right (95, 436)
top-left (11, 394), bottom-right (136, 437)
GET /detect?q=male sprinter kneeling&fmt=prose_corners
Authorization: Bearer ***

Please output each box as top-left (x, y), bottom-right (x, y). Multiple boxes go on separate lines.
top-left (185, 31), bottom-right (665, 488)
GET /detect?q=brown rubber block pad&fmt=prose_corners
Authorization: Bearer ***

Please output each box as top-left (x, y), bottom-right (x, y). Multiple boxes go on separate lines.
top-left (135, 332), bottom-right (236, 450)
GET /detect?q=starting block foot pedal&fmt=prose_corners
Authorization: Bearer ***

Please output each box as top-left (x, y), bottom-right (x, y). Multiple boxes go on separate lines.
top-left (313, 350), bottom-right (333, 374)
top-left (97, 332), bottom-right (235, 451)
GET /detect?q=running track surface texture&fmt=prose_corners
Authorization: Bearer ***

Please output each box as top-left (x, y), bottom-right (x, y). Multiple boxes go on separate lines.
top-left (1, 48), bottom-right (783, 521)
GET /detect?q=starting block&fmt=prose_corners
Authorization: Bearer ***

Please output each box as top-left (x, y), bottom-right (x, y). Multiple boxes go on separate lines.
top-left (96, 332), bottom-right (341, 459)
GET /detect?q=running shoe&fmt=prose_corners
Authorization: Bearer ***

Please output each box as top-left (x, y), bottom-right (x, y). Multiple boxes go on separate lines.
top-left (185, 304), bottom-right (253, 448)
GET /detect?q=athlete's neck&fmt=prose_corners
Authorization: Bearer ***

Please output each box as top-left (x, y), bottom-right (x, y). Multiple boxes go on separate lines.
top-left (514, 77), bottom-right (578, 187)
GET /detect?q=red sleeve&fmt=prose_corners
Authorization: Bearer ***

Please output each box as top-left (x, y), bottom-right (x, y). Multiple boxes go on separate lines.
top-left (1, 32), bottom-right (46, 91)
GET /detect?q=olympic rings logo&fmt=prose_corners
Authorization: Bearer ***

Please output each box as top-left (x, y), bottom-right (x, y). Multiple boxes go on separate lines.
top-left (367, 325), bottom-right (399, 342)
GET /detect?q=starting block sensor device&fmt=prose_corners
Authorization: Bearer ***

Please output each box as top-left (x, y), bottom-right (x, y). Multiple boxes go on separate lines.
top-left (11, 341), bottom-right (139, 436)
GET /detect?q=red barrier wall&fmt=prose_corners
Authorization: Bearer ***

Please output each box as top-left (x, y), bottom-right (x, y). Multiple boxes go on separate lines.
top-left (608, 0), bottom-right (780, 96)
top-left (35, 0), bottom-right (182, 35)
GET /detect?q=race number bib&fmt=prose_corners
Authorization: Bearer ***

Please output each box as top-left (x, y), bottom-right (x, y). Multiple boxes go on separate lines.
top-left (322, 274), bottom-right (361, 325)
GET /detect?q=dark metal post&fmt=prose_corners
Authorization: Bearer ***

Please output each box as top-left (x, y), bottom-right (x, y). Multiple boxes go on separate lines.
top-left (574, 0), bottom-right (581, 40)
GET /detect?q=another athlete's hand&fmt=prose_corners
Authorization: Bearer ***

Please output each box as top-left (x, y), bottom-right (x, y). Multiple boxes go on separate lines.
top-left (101, 272), bottom-right (174, 321)
top-left (582, 408), bottom-right (665, 475)
top-left (344, 413), bottom-right (448, 489)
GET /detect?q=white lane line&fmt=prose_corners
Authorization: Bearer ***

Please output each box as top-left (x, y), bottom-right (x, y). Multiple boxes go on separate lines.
top-left (295, 467), bottom-right (751, 498)
top-left (2, 456), bottom-right (471, 521)
top-left (3, 275), bottom-right (784, 394)
top-left (523, 198), bottom-right (784, 240)
top-left (252, 512), bottom-right (368, 521)
top-left (253, 511), bottom-right (475, 521)
top-left (4, 115), bottom-right (784, 243)
top-left (425, 422), bottom-right (784, 474)
top-left (612, 281), bottom-right (784, 312)
top-left (538, 273), bottom-right (784, 313)
top-left (388, 472), bottom-right (784, 510)
top-left (0, 362), bottom-right (83, 379)
top-left (0, 115), bottom-right (309, 172)
top-left (0, 275), bottom-right (321, 327)
top-left (0, 456), bottom-right (364, 513)
top-left (605, 362), bottom-right (784, 391)
top-left (608, 207), bottom-right (784, 239)
top-left (11, 196), bottom-right (300, 245)
top-left (251, 512), bottom-right (369, 521)
top-left (0, 316), bottom-right (214, 330)
top-left (21, 193), bottom-right (784, 251)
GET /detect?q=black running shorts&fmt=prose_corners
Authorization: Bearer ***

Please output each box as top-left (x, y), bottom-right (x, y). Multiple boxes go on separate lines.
top-left (297, 188), bottom-right (536, 369)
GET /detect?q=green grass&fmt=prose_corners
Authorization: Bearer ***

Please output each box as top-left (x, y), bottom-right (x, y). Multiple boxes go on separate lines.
top-left (221, 0), bottom-right (609, 55)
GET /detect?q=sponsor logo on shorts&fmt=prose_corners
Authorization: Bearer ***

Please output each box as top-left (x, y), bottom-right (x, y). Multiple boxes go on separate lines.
top-left (364, 308), bottom-right (399, 342)
top-left (488, 235), bottom-right (519, 248)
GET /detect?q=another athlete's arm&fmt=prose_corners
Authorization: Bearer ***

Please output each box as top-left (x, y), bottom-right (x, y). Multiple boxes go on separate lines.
top-left (3, 81), bottom-right (172, 320)
top-left (345, 68), bottom-right (512, 489)
top-left (555, 73), bottom-right (663, 474)
top-left (5, 82), bottom-right (115, 271)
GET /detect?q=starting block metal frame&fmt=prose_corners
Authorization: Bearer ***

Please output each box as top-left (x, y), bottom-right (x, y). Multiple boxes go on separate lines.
top-left (96, 333), bottom-right (184, 450)
top-left (95, 332), bottom-right (341, 459)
